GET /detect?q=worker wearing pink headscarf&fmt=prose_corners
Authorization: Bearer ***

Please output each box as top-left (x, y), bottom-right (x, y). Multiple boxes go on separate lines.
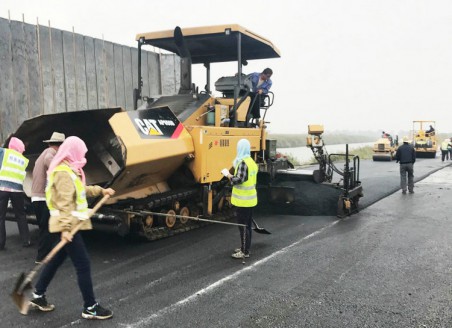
top-left (0, 137), bottom-right (31, 250)
top-left (31, 136), bottom-right (115, 320)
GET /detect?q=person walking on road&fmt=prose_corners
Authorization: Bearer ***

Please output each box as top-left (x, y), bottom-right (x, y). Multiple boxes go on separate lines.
top-left (395, 136), bottom-right (416, 194)
top-left (30, 136), bottom-right (115, 320)
top-left (0, 137), bottom-right (31, 250)
top-left (440, 138), bottom-right (450, 162)
top-left (31, 132), bottom-right (65, 263)
top-left (222, 138), bottom-right (258, 259)
top-left (447, 138), bottom-right (452, 161)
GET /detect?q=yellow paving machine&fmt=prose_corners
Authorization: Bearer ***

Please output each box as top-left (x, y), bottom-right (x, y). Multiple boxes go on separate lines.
top-left (372, 134), bottom-right (398, 161)
top-left (7, 25), bottom-right (296, 240)
top-left (412, 120), bottom-right (437, 158)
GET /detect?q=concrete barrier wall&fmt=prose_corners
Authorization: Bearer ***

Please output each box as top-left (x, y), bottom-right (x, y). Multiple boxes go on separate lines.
top-left (0, 17), bottom-right (180, 143)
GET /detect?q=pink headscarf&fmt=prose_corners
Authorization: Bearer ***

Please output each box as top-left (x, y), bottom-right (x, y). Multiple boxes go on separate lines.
top-left (8, 137), bottom-right (25, 154)
top-left (47, 136), bottom-right (88, 184)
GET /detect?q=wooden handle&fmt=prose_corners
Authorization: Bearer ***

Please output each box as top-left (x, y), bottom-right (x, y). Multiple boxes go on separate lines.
top-left (40, 194), bottom-right (111, 265)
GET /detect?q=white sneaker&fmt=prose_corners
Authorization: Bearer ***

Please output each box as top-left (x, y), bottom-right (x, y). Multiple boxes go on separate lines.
top-left (234, 248), bottom-right (251, 255)
top-left (231, 250), bottom-right (250, 259)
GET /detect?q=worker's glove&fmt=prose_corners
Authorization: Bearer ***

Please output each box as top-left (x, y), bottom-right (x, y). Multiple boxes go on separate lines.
top-left (221, 168), bottom-right (230, 177)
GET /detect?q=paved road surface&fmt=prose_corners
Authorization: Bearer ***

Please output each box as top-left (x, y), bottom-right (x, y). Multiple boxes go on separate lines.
top-left (0, 159), bottom-right (451, 327)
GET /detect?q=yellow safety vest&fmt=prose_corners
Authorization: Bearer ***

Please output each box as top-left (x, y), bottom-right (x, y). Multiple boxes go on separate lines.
top-left (0, 148), bottom-right (29, 191)
top-left (231, 157), bottom-right (258, 207)
top-left (46, 164), bottom-right (89, 220)
top-left (441, 141), bottom-right (449, 151)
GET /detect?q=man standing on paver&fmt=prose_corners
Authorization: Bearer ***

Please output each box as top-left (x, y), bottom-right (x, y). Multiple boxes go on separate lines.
top-left (395, 136), bottom-right (416, 194)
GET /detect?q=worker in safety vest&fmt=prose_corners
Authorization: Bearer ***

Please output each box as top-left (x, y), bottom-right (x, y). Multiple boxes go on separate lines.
top-left (0, 137), bottom-right (31, 250)
top-left (30, 136), bottom-right (115, 320)
top-left (222, 138), bottom-right (258, 259)
top-left (440, 139), bottom-right (450, 162)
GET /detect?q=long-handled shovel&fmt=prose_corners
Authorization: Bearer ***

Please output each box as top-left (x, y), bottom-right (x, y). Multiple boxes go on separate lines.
top-left (129, 209), bottom-right (271, 234)
top-left (11, 194), bottom-right (111, 315)
top-left (252, 219), bottom-right (271, 234)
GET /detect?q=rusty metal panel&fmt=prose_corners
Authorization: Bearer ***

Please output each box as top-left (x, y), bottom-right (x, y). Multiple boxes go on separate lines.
top-left (113, 44), bottom-right (125, 109)
top-left (147, 51), bottom-right (160, 96)
top-left (10, 21), bottom-right (28, 127)
top-left (51, 28), bottom-right (66, 113)
top-left (84, 36), bottom-right (98, 109)
top-left (122, 46), bottom-right (133, 110)
top-left (0, 18), bottom-right (14, 141)
top-left (94, 39), bottom-right (107, 107)
top-left (23, 23), bottom-right (42, 118)
top-left (160, 53), bottom-right (178, 95)
top-left (37, 24), bottom-right (54, 115)
top-left (74, 33), bottom-right (88, 110)
top-left (103, 41), bottom-right (116, 107)
top-left (62, 30), bottom-right (76, 112)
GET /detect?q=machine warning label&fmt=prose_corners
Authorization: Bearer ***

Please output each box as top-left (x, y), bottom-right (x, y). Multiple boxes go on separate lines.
top-left (128, 106), bottom-right (184, 139)
top-left (213, 139), bottom-right (230, 147)
top-left (220, 139), bottom-right (229, 147)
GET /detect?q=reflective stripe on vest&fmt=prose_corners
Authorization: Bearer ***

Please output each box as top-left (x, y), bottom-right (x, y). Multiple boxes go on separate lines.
top-left (46, 164), bottom-right (89, 219)
top-left (231, 157), bottom-right (258, 207)
top-left (0, 148), bottom-right (29, 191)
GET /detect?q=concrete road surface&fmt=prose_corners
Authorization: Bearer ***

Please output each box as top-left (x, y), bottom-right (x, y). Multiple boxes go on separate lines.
top-left (0, 160), bottom-right (451, 327)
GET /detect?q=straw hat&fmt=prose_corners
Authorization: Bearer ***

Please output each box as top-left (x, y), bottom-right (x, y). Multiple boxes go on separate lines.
top-left (43, 132), bottom-right (66, 143)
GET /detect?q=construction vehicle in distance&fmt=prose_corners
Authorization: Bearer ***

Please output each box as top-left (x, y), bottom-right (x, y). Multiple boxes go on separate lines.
top-left (372, 134), bottom-right (398, 161)
top-left (412, 120), bottom-right (437, 158)
top-left (7, 24), bottom-right (299, 240)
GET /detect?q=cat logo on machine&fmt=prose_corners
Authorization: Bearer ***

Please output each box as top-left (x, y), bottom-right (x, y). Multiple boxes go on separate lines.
top-left (135, 118), bottom-right (164, 136)
top-left (128, 106), bottom-right (183, 139)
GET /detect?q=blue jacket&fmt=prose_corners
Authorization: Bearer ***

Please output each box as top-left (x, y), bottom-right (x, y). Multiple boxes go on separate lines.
top-left (248, 72), bottom-right (272, 94)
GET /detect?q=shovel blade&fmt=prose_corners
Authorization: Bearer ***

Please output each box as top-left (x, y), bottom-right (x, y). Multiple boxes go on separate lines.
top-left (252, 220), bottom-right (271, 234)
top-left (11, 272), bottom-right (32, 315)
top-left (253, 227), bottom-right (271, 235)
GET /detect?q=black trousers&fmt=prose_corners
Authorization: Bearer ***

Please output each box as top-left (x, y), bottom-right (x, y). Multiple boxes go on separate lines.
top-left (32, 201), bottom-right (58, 261)
top-left (249, 92), bottom-right (262, 119)
top-left (441, 150), bottom-right (449, 161)
top-left (35, 232), bottom-right (96, 308)
top-left (236, 206), bottom-right (253, 254)
top-left (0, 191), bottom-right (30, 248)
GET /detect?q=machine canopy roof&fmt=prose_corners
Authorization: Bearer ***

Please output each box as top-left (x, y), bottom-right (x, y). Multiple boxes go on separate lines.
top-left (136, 24), bottom-right (281, 64)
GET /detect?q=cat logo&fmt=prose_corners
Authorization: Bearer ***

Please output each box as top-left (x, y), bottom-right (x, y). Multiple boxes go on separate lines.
top-left (134, 118), bottom-right (164, 136)
top-left (128, 106), bottom-right (182, 139)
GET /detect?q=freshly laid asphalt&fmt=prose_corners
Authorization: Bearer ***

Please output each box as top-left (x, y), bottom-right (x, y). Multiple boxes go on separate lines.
top-left (0, 158), bottom-right (451, 327)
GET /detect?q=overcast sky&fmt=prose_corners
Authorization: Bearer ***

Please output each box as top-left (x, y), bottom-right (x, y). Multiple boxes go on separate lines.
top-left (2, 0), bottom-right (452, 134)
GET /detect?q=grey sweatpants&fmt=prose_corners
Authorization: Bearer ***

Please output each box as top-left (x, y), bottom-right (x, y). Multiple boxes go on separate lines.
top-left (399, 163), bottom-right (414, 192)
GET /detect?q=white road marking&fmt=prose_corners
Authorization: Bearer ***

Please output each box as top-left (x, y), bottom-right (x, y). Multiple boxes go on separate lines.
top-left (121, 220), bottom-right (340, 328)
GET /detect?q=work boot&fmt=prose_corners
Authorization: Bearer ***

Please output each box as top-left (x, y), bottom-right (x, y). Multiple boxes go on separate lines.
top-left (402, 190), bottom-right (407, 194)
top-left (82, 303), bottom-right (113, 320)
top-left (30, 293), bottom-right (55, 312)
